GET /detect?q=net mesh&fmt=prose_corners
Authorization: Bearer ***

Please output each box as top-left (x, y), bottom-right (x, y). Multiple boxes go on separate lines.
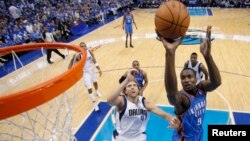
top-left (0, 44), bottom-right (83, 141)
top-left (0, 91), bottom-right (77, 140)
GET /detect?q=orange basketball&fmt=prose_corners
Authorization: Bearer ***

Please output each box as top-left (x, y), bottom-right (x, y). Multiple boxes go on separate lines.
top-left (155, 0), bottom-right (190, 40)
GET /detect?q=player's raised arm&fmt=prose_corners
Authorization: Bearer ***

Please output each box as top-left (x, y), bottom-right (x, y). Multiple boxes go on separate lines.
top-left (161, 38), bottom-right (183, 106)
top-left (198, 26), bottom-right (221, 91)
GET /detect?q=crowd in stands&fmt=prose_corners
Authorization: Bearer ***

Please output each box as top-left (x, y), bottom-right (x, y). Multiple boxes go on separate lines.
top-left (184, 0), bottom-right (250, 8)
top-left (139, 0), bottom-right (250, 8)
top-left (0, 0), bottom-right (134, 48)
top-left (0, 0), bottom-right (249, 49)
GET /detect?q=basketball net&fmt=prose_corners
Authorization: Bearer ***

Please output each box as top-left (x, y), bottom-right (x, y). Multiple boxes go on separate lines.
top-left (0, 43), bottom-right (86, 140)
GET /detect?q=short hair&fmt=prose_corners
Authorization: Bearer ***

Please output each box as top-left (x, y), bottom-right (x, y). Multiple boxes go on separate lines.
top-left (132, 60), bottom-right (139, 66)
top-left (180, 68), bottom-right (196, 77)
top-left (79, 42), bottom-right (86, 47)
top-left (119, 75), bottom-right (140, 95)
top-left (191, 52), bottom-right (197, 56)
top-left (79, 42), bottom-right (85, 45)
top-left (132, 60), bottom-right (139, 63)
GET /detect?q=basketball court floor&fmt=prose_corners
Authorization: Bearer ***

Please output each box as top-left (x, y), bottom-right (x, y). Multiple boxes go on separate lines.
top-left (1, 7), bottom-right (250, 141)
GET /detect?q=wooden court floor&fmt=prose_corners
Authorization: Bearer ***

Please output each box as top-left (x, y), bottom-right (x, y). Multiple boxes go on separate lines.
top-left (1, 8), bottom-right (250, 131)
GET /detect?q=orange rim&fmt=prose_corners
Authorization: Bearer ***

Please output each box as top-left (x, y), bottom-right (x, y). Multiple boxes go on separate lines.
top-left (0, 43), bottom-right (86, 120)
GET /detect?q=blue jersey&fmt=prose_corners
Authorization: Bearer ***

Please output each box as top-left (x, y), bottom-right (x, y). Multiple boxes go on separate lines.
top-left (172, 90), bottom-right (206, 141)
top-left (125, 14), bottom-right (132, 24)
top-left (124, 14), bottom-right (133, 34)
top-left (134, 69), bottom-right (144, 88)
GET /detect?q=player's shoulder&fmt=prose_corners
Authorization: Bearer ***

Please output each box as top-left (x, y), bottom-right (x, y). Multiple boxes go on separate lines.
top-left (141, 69), bottom-right (147, 75)
top-left (184, 61), bottom-right (189, 67)
top-left (199, 62), bottom-right (204, 67)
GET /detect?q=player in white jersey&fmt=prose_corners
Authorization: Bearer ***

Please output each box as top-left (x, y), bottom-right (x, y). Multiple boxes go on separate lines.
top-left (107, 69), bottom-right (180, 141)
top-left (184, 52), bottom-right (208, 84)
top-left (69, 42), bottom-right (102, 111)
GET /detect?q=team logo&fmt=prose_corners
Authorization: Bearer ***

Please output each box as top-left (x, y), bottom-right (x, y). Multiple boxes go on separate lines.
top-left (183, 29), bottom-right (215, 45)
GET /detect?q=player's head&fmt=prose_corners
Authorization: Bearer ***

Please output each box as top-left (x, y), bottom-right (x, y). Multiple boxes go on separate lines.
top-left (123, 80), bottom-right (140, 98)
top-left (43, 26), bottom-right (48, 31)
top-left (190, 52), bottom-right (198, 64)
top-left (119, 75), bottom-right (140, 96)
top-left (126, 7), bottom-right (131, 13)
top-left (180, 68), bottom-right (197, 91)
top-left (79, 42), bottom-right (87, 49)
top-left (132, 60), bottom-right (140, 70)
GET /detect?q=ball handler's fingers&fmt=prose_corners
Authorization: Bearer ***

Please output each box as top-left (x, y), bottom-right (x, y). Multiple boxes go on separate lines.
top-left (207, 26), bottom-right (212, 41)
top-left (155, 29), bottom-right (162, 41)
top-left (129, 68), bottom-right (138, 75)
top-left (126, 68), bottom-right (138, 81)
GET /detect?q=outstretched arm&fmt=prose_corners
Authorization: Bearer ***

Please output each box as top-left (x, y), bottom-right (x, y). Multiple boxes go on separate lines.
top-left (198, 26), bottom-right (221, 91)
top-left (90, 45), bottom-right (101, 52)
top-left (107, 78), bottom-right (127, 110)
top-left (89, 50), bottom-right (102, 76)
top-left (161, 38), bottom-right (190, 114)
top-left (145, 100), bottom-right (180, 129)
top-left (107, 69), bottom-right (137, 110)
top-left (68, 54), bottom-right (80, 69)
top-left (200, 63), bottom-right (209, 80)
top-left (161, 38), bottom-right (182, 105)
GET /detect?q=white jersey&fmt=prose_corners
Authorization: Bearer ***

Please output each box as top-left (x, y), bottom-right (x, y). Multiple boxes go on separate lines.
top-left (84, 50), bottom-right (95, 72)
top-left (8, 6), bottom-right (20, 19)
top-left (81, 50), bottom-right (97, 89)
top-left (45, 32), bottom-right (55, 42)
top-left (188, 60), bottom-right (203, 83)
top-left (113, 95), bottom-right (149, 141)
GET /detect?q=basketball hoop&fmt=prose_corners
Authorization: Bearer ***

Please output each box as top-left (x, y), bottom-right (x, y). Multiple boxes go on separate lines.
top-left (0, 43), bottom-right (86, 140)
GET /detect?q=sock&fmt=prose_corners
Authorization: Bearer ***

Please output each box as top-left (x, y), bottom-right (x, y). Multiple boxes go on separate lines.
top-left (89, 93), bottom-right (95, 102)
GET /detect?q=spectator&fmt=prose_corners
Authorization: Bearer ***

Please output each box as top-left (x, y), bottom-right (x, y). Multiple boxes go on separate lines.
top-left (0, 34), bottom-right (6, 44)
top-left (30, 26), bottom-right (43, 42)
top-left (25, 20), bottom-right (34, 34)
top-left (42, 26), bottom-right (65, 64)
top-left (61, 24), bottom-right (72, 41)
top-left (8, 3), bottom-right (21, 22)
top-left (244, 0), bottom-right (250, 8)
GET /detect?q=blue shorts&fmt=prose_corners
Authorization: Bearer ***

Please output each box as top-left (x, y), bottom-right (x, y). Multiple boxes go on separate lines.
top-left (125, 23), bottom-right (133, 34)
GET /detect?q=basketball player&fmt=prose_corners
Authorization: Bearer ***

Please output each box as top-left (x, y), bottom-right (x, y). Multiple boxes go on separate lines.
top-left (183, 52), bottom-right (208, 84)
top-left (107, 69), bottom-right (180, 141)
top-left (123, 7), bottom-right (137, 48)
top-left (121, 60), bottom-right (148, 95)
top-left (160, 26), bottom-right (221, 141)
top-left (42, 26), bottom-right (65, 64)
top-left (68, 42), bottom-right (102, 111)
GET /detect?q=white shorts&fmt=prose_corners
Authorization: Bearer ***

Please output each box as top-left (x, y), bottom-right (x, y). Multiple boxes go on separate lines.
top-left (83, 70), bottom-right (97, 89)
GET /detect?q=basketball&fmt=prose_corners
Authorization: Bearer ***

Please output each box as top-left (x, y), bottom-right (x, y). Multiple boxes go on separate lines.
top-left (155, 0), bottom-right (190, 40)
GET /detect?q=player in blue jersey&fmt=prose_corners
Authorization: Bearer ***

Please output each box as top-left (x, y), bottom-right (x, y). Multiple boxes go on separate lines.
top-left (123, 7), bottom-right (137, 48)
top-left (107, 69), bottom-right (180, 141)
top-left (121, 60), bottom-right (148, 96)
top-left (160, 26), bottom-right (221, 141)
top-left (132, 60), bottom-right (148, 95)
